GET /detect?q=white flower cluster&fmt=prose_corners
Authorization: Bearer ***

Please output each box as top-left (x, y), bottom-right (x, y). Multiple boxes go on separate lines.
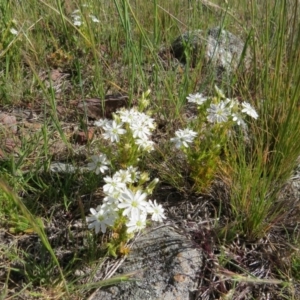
top-left (87, 153), bottom-right (110, 175)
top-left (170, 128), bottom-right (197, 149)
top-left (10, 28), bottom-right (18, 35)
top-left (71, 9), bottom-right (100, 27)
top-left (186, 93), bottom-right (207, 106)
top-left (186, 88), bottom-right (258, 126)
top-left (94, 108), bottom-right (156, 152)
top-left (171, 87), bottom-right (259, 149)
top-left (86, 167), bottom-right (165, 234)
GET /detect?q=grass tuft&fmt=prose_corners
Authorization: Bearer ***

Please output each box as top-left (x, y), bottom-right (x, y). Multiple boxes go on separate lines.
top-left (1, 0), bottom-right (300, 298)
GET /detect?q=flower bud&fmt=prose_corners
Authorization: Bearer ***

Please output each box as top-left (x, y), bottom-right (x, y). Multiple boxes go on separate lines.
top-left (214, 85), bottom-right (225, 99)
top-left (142, 89), bottom-right (151, 99)
top-left (139, 172), bottom-right (150, 184)
top-left (145, 178), bottom-right (159, 194)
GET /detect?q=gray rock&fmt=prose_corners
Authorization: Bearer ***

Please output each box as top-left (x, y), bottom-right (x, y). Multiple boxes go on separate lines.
top-left (90, 224), bottom-right (203, 300)
top-left (171, 26), bottom-right (250, 74)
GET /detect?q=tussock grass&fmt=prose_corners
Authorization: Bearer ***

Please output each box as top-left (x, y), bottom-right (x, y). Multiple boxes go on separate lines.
top-left (1, 0), bottom-right (300, 298)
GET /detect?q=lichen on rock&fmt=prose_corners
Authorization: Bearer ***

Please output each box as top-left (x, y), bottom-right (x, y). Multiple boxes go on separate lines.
top-left (171, 27), bottom-right (251, 75)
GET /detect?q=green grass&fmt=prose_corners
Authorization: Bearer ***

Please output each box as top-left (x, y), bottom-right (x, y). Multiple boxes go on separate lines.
top-left (1, 0), bottom-right (300, 298)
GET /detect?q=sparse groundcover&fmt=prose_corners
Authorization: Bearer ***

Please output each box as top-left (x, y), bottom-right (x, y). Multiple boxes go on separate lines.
top-left (1, 0), bottom-right (300, 299)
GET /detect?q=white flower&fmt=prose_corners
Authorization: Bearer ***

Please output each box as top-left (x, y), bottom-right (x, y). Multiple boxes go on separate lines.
top-left (90, 15), bottom-right (100, 23)
top-left (10, 28), bottom-right (18, 35)
top-left (72, 13), bottom-right (82, 26)
top-left (73, 19), bottom-right (82, 26)
top-left (86, 205), bottom-right (117, 234)
top-left (147, 200), bottom-right (166, 222)
top-left (241, 102), bottom-right (258, 119)
top-left (94, 118), bottom-right (110, 128)
top-left (232, 113), bottom-right (246, 127)
top-left (135, 138), bottom-right (155, 152)
top-left (126, 213), bottom-right (147, 233)
top-left (116, 109), bottom-right (156, 149)
top-left (126, 166), bottom-right (140, 182)
top-left (207, 101), bottom-right (231, 123)
top-left (102, 120), bottom-right (126, 143)
top-left (119, 109), bottom-right (155, 130)
top-left (130, 122), bottom-right (152, 140)
top-left (103, 175), bottom-right (126, 196)
top-left (103, 195), bottom-right (119, 208)
top-left (87, 154), bottom-right (110, 175)
top-left (170, 128), bottom-right (197, 149)
top-left (114, 169), bottom-right (133, 183)
top-left (186, 93), bottom-right (207, 105)
top-left (118, 189), bottom-right (149, 219)
top-left (140, 114), bottom-right (156, 130)
top-left (118, 108), bottom-right (139, 124)
top-left (72, 14), bottom-right (81, 20)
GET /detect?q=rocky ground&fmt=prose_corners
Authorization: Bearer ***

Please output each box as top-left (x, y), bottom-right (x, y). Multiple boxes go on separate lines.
top-left (1, 26), bottom-right (300, 299)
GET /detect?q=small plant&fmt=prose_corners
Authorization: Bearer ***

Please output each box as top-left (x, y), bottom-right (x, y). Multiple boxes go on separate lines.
top-left (71, 6), bottom-right (100, 28)
top-left (0, 17), bottom-right (20, 59)
top-left (85, 91), bottom-right (165, 256)
top-left (86, 166), bottom-right (164, 256)
top-left (169, 86), bottom-right (258, 193)
top-left (91, 90), bottom-right (155, 169)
